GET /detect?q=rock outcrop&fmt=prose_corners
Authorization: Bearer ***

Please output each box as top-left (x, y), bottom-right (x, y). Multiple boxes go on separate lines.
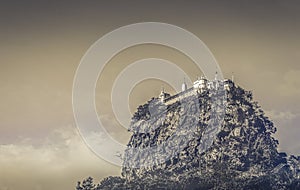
top-left (77, 80), bottom-right (300, 190)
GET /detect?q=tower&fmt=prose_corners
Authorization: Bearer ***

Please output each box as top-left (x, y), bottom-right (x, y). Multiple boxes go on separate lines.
top-left (182, 78), bottom-right (187, 91)
top-left (159, 86), bottom-right (166, 103)
top-left (214, 70), bottom-right (219, 89)
top-left (215, 70), bottom-right (218, 81)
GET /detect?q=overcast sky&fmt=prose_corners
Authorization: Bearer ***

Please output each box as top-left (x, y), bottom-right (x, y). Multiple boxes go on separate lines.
top-left (1, 1), bottom-right (300, 189)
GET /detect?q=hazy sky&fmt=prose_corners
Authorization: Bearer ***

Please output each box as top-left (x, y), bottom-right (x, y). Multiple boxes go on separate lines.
top-left (1, 1), bottom-right (300, 189)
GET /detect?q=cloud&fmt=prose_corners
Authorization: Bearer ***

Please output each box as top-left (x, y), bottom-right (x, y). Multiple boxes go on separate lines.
top-left (265, 109), bottom-right (300, 155)
top-left (265, 110), bottom-right (298, 122)
top-left (0, 126), bottom-right (120, 190)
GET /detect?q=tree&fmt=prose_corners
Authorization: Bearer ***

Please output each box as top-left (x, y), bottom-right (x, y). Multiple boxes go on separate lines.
top-left (76, 177), bottom-right (95, 190)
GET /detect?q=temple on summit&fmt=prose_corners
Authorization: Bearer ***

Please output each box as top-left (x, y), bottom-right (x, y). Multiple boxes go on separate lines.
top-left (159, 73), bottom-right (235, 105)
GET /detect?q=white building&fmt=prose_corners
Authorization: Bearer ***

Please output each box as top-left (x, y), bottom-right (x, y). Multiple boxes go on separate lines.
top-left (160, 74), bottom-right (235, 105)
top-left (193, 76), bottom-right (208, 93)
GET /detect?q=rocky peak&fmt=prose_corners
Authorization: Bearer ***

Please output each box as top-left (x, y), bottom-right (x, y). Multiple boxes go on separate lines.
top-left (77, 80), bottom-right (300, 189)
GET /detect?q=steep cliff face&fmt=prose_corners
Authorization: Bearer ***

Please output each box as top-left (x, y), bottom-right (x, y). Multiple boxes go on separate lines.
top-left (122, 83), bottom-right (281, 179)
top-left (78, 80), bottom-right (300, 190)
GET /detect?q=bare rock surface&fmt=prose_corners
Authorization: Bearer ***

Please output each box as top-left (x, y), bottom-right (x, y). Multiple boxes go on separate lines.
top-left (77, 80), bottom-right (300, 190)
